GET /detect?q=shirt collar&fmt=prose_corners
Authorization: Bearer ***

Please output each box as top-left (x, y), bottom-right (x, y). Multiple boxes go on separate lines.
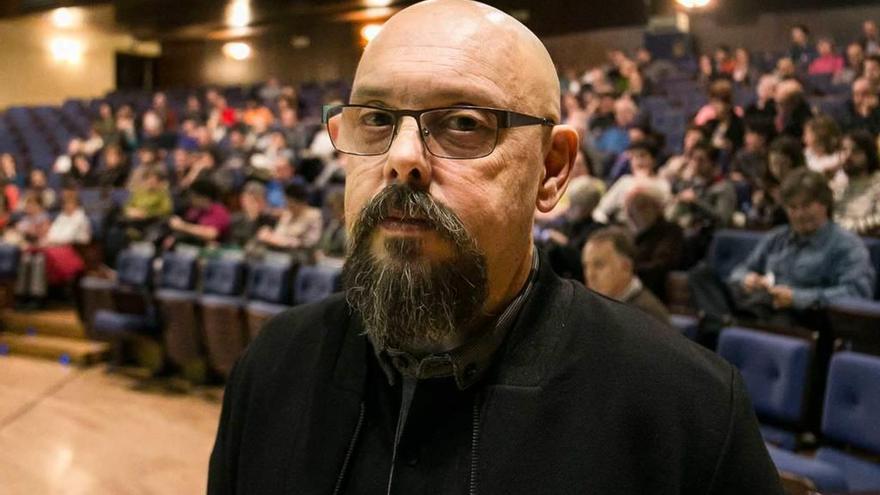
top-left (787, 220), bottom-right (833, 247)
top-left (618, 276), bottom-right (643, 303)
top-left (370, 248), bottom-right (540, 391)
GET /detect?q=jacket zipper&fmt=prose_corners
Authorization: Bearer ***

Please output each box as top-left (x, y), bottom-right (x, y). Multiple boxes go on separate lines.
top-left (332, 401), bottom-right (366, 495)
top-left (386, 375), bottom-right (418, 495)
top-left (469, 394), bottom-right (481, 495)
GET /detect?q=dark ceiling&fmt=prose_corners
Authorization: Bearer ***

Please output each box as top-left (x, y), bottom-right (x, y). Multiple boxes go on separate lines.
top-left (2, 0), bottom-right (879, 40)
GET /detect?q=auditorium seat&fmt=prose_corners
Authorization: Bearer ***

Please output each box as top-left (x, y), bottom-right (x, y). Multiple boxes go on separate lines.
top-left (717, 327), bottom-right (813, 450)
top-left (91, 249), bottom-right (157, 365)
top-left (668, 230), bottom-right (766, 335)
top-left (0, 243), bottom-right (20, 308)
top-left (244, 260), bottom-right (294, 340)
top-left (154, 251), bottom-right (204, 380)
top-left (826, 237), bottom-right (880, 355)
top-left (769, 351), bottom-right (880, 492)
top-left (293, 264), bottom-right (341, 305)
top-left (198, 258), bottom-right (247, 377)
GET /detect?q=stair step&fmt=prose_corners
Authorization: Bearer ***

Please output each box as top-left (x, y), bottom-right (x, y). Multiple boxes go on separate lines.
top-left (0, 332), bottom-right (108, 366)
top-left (0, 307), bottom-right (86, 339)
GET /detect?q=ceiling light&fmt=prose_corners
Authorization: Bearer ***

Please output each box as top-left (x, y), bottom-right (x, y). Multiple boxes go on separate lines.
top-left (360, 23), bottom-right (383, 45)
top-left (226, 0), bottom-right (251, 28)
top-left (676, 0), bottom-right (712, 9)
top-left (49, 38), bottom-right (83, 64)
top-left (222, 41), bottom-right (252, 60)
top-left (364, 0), bottom-right (394, 6)
top-left (50, 7), bottom-right (82, 29)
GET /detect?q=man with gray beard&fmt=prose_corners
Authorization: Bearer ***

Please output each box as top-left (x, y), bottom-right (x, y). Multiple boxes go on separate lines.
top-left (208, 1), bottom-right (783, 494)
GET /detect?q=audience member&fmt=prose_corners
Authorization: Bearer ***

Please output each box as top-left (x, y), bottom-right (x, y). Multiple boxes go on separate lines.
top-left (834, 130), bottom-right (880, 235)
top-left (315, 187), bottom-right (347, 263)
top-left (95, 144), bottom-right (130, 188)
top-left (839, 77), bottom-right (880, 135)
top-left (228, 181), bottom-right (276, 253)
top-left (256, 181), bottom-right (322, 263)
top-left (808, 38), bottom-right (844, 75)
top-left (746, 135), bottom-right (806, 229)
top-left (835, 42), bottom-right (865, 85)
top-left (789, 25), bottom-right (817, 67)
top-left (165, 179), bottom-right (230, 249)
top-left (541, 176), bottom-right (605, 282)
top-left (859, 20), bottom-right (880, 55)
top-left (703, 79), bottom-right (745, 157)
top-left (582, 227), bottom-right (670, 324)
top-left (593, 139), bottom-right (670, 224)
top-left (774, 79), bottom-right (813, 138)
top-left (624, 188), bottom-right (684, 301)
top-left (658, 125), bottom-right (706, 183)
top-left (803, 115), bottom-right (845, 187)
top-left (11, 194), bottom-right (52, 308)
top-left (667, 143), bottom-right (737, 266)
top-left (690, 169), bottom-right (875, 348)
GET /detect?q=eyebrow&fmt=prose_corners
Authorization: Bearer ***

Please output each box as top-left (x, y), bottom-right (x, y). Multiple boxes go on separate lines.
top-left (350, 85), bottom-right (507, 108)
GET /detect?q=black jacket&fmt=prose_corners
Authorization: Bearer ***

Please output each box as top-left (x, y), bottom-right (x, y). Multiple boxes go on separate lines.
top-left (209, 255), bottom-right (783, 494)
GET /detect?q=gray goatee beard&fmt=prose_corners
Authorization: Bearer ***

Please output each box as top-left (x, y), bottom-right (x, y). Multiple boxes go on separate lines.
top-left (342, 184), bottom-right (488, 353)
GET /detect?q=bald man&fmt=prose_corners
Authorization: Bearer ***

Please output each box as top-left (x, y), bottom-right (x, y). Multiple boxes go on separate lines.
top-left (208, 2), bottom-right (783, 494)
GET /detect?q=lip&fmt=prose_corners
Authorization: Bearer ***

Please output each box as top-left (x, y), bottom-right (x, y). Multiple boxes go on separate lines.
top-left (380, 216), bottom-right (432, 233)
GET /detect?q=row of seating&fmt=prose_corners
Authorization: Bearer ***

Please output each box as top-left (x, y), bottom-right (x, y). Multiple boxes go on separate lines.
top-left (719, 325), bottom-right (880, 492)
top-left (80, 249), bottom-right (342, 379)
top-left (667, 229), bottom-right (880, 353)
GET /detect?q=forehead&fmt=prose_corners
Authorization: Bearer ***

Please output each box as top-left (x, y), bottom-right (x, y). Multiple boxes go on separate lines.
top-left (584, 239), bottom-right (616, 260)
top-left (352, 18), bottom-right (529, 110)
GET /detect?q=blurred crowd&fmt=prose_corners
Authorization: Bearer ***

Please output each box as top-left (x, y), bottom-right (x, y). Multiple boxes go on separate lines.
top-left (1, 20), bottom-right (879, 334)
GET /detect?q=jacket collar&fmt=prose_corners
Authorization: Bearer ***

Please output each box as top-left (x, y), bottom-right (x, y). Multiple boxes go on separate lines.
top-left (331, 248), bottom-right (571, 394)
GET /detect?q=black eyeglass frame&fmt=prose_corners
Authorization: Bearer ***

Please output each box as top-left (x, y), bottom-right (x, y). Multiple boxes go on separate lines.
top-left (321, 103), bottom-right (556, 159)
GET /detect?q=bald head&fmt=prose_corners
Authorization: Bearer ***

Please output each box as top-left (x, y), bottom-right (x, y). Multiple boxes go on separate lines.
top-left (353, 0), bottom-right (560, 121)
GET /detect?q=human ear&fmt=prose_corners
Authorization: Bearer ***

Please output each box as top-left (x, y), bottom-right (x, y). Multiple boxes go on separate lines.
top-left (536, 125), bottom-right (578, 213)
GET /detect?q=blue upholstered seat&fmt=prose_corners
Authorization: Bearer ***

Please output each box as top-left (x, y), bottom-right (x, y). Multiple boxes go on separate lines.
top-left (293, 264), bottom-right (341, 305)
top-left (0, 243), bottom-right (20, 279)
top-left (717, 327), bottom-right (811, 449)
top-left (707, 229), bottom-right (766, 280)
top-left (769, 352), bottom-right (880, 491)
top-left (669, 314), bottom-right (698, 340)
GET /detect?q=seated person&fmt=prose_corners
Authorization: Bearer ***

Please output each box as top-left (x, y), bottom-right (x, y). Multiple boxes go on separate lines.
top-left (624, 187), bottom-right (684, 301)
top-left (265, 159), bottom-right (295, 210)
top-left (746, 135), bottom-right (805, 229)
top-left (657, 124), bottom-right (706, 183)
top-left (123, 168), bottom-right (173, 238)
top-left (315, 187), bottom-right (347, 263)
top-left (256, 181), bottom-right (322, 261)
top-left (20, 169), bottom-right (56, 212)
top-left (11, 194), bottom-right (51, 307)
top-left (539, 176), bottom-right (605, 282)
top-left (165, 179), bottom-right (230, 249)
top-left (689, 169), bottom-right (875, 348)
top-left (228, 181), bottom-right (276, 254)
top-left (834, 130), bottom-right (880, 235)
top-left (95, 143), bottom-right (130, 188)
top-left (667, 142), bottom-right (737, 267)
top-left (582, 227), bottom-right (670, 325)
top-left (592, 139), bottom-right (670, 224)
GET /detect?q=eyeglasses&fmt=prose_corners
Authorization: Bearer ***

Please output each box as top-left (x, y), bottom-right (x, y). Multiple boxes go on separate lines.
top-left (322, 104), bottom-right (555, 160)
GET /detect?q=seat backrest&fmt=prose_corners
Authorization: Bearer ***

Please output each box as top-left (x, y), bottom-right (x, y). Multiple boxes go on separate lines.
top-left (116, 250), bottom-right (153, 287)
top-left (708, 229), bottom-right (766, 280)
top-left (860, 237), bottom-right (880, 299)
top-left (247, 261), bottom-right (292, 304)
top-left (822, 351), bottom-right (880, 454)
top-left (717, 327), bottom-right (812, 424)
top-left (160, 252), bottom-right (198, 291)
top-left (202, 258), bottom-right (245, 296)
top-left (293, 264), bottom-right (341, 305)
top-left (0, 243), bottom-right (21, 278)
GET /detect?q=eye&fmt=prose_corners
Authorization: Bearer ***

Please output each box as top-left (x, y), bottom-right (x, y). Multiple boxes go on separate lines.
top-left (360, 110), bottom-right (394, 127)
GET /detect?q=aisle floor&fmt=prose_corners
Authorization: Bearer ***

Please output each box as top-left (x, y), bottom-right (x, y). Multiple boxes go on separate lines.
top-left (0, 355), bottom-right (222, 495)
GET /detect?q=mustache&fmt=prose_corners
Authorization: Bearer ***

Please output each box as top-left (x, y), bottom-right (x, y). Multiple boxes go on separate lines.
top-left (349, 184), bottom-right (471, 248)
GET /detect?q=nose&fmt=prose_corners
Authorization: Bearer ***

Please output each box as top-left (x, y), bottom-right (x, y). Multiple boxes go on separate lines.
top-left (382, 116), bottom-right (432, 190)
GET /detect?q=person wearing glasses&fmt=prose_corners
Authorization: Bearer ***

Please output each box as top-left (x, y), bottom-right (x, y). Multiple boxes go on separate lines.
top-left (208, 1), bottom-right (782, 494)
